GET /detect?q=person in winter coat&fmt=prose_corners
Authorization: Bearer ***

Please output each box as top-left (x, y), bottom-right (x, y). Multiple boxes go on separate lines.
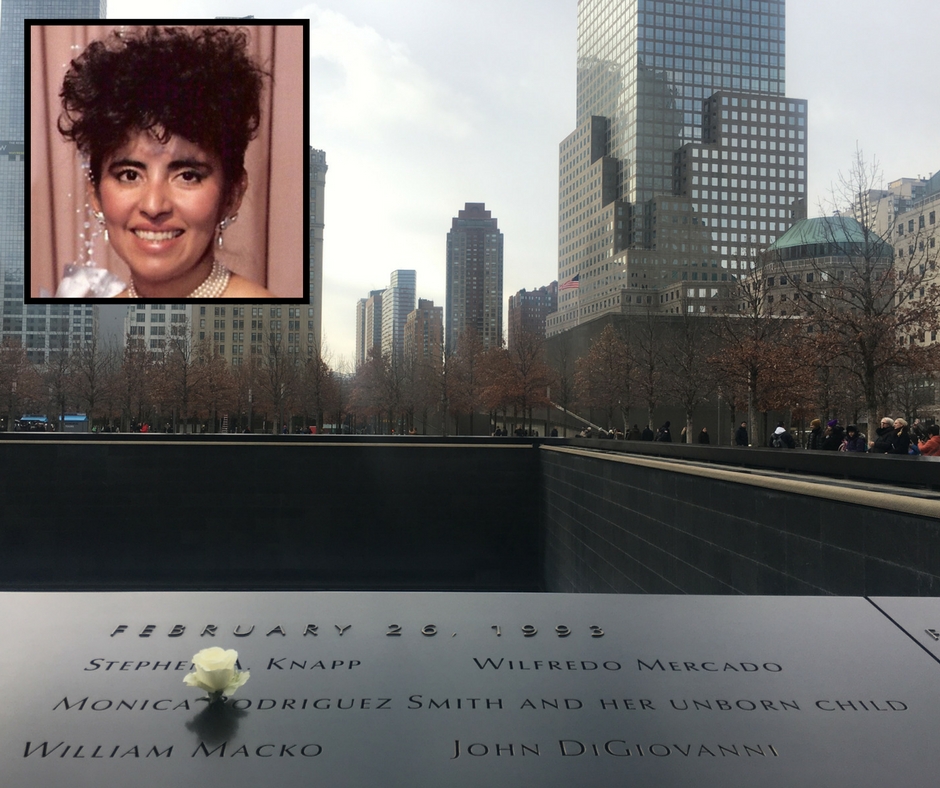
top-left (734, 421), bottom-right (749, 447)
top-left (655, 421), bottom-right (672, 442)
top-left (822, 419), bottom-right (845, 450)
top-left (842, 425), bottom-right (867, 452)
top-left (806, 418), bottom-right (825, 450)
top-left (870, 417), bottom-right (895, 453)
top-left (697, 427), bottom-right (710, 444)
top-left (885, 418), bottom-right (913, 455)
top-left (641, 425), bottom-right (655, 441)
top-left (919, 424), bottom-right (940, 456)
top-left (769, 425), bottom-right (796, 448)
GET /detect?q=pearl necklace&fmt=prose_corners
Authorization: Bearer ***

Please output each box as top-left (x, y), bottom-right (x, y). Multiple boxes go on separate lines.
top-left (126, 260), bottom-right (231, 299)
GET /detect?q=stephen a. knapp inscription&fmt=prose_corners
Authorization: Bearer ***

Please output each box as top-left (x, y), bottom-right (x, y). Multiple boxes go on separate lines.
top-left (1, 592), bottom-right (938, 787)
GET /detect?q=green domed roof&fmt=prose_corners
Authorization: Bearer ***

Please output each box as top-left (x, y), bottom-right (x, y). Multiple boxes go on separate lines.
top-left (768, 216), bottom-right (892, 261)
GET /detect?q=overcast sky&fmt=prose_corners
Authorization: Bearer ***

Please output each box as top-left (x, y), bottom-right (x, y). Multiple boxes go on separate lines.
top-left (16, 0), bottom-right (939, 363)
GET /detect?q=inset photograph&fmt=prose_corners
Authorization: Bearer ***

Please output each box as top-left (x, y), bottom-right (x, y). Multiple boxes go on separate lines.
top-left (28, 21), bottom-right (308, 301)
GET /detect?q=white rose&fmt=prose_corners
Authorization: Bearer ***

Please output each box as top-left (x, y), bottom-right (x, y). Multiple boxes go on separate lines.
top-left (183, 647), bottom-right (250, 697)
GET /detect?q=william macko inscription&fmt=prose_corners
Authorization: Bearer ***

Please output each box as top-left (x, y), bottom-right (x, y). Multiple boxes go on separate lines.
top-left (23, 742), bottom-right (323, 759)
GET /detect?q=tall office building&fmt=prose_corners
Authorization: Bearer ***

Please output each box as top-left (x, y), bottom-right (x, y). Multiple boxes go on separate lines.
top-left (445, 203), bottom-right (504, 354)
top-left (0, 1), bottom-right (106, 361)
top-left (309, 147), bottom-right (327, 346)
top-left (380, 270), bottom-right (416, 362)
top-left (124, 304), bottom-right (192, 356)
top-left (548, 0), bottom-right (807, 334)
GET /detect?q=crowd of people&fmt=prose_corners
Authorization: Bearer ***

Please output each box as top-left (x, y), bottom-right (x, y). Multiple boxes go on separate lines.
top-left (570, 416), bottom-right (939, 456)
top-left (768, 416), bottom-right (939, 456)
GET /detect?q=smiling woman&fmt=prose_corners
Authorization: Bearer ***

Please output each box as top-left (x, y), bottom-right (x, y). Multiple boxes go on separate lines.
top-left (29, 23), bottom-right (306, 300)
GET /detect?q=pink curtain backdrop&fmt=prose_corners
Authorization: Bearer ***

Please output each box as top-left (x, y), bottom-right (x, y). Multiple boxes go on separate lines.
top-left (30, 23), bottom-right (305, 299)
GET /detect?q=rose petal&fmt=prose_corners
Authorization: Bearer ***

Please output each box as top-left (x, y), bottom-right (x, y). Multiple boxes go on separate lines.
top-left (223, 670), bottom-right (250, 697)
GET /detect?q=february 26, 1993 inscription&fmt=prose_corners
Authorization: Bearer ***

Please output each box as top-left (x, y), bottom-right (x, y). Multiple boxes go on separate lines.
top-left (1, 592), bottom-right (939, 787)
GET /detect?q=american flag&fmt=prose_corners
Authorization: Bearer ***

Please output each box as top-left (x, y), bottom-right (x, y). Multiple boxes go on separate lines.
top-left (560, 274), bottom-right (580, 290)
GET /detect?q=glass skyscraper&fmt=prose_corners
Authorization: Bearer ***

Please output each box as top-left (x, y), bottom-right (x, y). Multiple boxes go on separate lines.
top-left (381, 268), bottom-right (417, 362)
top-left (577, 0), bottom-right (785, 204)
top-left (549, 0), bottom-right (805, 335)
top-left (0, 1), bottom-right (106, 360)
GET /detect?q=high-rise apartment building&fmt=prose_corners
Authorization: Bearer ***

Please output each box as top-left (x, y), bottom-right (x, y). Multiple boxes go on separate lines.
top-left (548, 0), bottom-right (807, 335)
top-left (1, 1), bottom-right (105, 361)
top-left (445, 203), bottom-right (504, 354)
top-left (403, 299), bottom-right (443, 363)
top-left (355, 289), bottom-right (384, 367)
top-left (380, 270), bottom-right (416, 362)
top-left (508, 282), bottom-right (558, 350)
top-left (355, 298), bottom-right (368, 367)
top-left (309, 147), bottom-right (327, 346)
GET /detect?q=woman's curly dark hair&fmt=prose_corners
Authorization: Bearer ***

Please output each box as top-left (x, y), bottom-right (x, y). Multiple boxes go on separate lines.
top-left (58, 26), bottom-right (267, 208)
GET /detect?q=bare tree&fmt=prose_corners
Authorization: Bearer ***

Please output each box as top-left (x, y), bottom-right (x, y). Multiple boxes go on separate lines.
top-left (255, 329), bottom-right (301, 433)
top-left (117, 337), bottom-right (156, 431)
top-left (575, 323), bottom-right (633, 432)
top-left (770, 150), bottom-right (940, 429)
top-left (712, 274), bottom-right (804, 447)
top-left (300, 334), bottom-right (334, 432)
top-left (329, 359), bottom-right (354, 434)
top-left (351, 349), bottom-right (395, 433)
top-left (545, 331), bottom-right (577, 436)
top-left (447, 330), bottom-right (485, 435)
top-left (70, 333), bottom-right (114, 427)
top-left (503, 330), bottom-right (554, 434)
top-left (661, 313), bottom-right (718, 442)
top-left (159, 320), bottom-right (204, 433)
top-left (193, 336), bottom-right (235, 432)
top-left (0, 340), bottom-right (42, 429)
top-left (43, 350), bottom-right (76, 429)
top-left (479, 346), bottom-right (514, 433)
top-left (230, 359), bottom-right (258, 432)
top-left (630, 307), bottom-right (663, 430)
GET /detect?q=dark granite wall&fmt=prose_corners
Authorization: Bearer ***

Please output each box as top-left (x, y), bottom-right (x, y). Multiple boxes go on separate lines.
top-left (3, 436), bottom-right (938, 595)
top-left (541, 447), bottom-right (940, 596)
top-left (0, 436), bottom-right (541, 591)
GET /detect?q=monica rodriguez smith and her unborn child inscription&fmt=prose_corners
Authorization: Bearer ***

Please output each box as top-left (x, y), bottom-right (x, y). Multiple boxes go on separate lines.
top-left (1, 592), bottom-right (939, 787)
